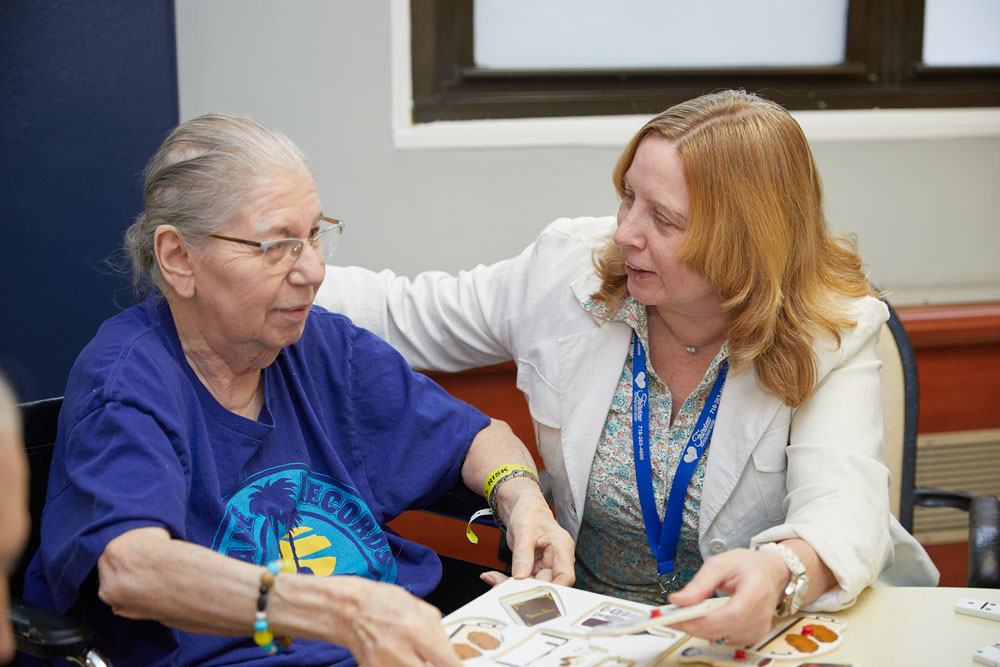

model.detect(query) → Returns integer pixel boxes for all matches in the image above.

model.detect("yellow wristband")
[482,464,539,504]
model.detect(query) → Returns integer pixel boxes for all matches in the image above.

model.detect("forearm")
[97,527,366,645]
[99,527,461,664]
[460,419,540,503]
[99,527,258,635]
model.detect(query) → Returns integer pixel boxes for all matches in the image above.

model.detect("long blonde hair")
[594,90,872,407]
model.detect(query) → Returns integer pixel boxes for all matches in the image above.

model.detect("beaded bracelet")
[482,464,541,532]
[254,558,295,654]
[482,464,538,501]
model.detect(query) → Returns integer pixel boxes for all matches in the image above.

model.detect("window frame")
[411,0,1000,123]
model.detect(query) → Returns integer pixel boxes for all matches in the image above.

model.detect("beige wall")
[175,1,1000,306]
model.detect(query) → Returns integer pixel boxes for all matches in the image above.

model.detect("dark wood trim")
[912,345,1000,433]
[895,0,924,84]
[896,302,1000,348]
[458,65,873,81]
[410,0,1000,122]
[847,0,879,71]
[898,302,1000,434]
[421,303,1000,437]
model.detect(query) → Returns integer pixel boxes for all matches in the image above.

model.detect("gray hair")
[124,112,312,295]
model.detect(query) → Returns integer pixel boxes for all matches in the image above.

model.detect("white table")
[658,587,999,666]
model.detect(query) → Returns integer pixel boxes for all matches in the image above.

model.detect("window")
[411,0,1000,123]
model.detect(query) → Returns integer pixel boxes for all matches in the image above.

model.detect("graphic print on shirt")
[211,464,397,583]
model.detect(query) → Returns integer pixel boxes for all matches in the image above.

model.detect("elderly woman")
[317,90,939,646]
[23,113,574,666]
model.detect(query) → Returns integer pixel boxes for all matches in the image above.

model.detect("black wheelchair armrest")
[9,596,94,659]
[424,482,489,522]
[968,494,1000,588]
[914,487,975,510]
[915,487,1000,589]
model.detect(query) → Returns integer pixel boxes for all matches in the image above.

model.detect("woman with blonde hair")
[317,90,938,645]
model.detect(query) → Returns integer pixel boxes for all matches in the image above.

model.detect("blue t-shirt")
[23,295,490,666]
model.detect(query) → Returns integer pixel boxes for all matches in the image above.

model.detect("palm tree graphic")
[248,478,309,572]
[283,507,314,574]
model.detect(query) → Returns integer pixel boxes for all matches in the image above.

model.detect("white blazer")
[316,216,939,610]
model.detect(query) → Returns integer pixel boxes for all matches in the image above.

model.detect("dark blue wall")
[1,1,178,401]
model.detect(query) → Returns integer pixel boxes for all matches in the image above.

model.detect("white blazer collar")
[569,271,607,322]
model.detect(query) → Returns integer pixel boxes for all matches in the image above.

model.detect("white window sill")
[392,107,1000,151]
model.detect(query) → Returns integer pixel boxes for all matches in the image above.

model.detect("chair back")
[11,396,62,599]
[874,302,919,533]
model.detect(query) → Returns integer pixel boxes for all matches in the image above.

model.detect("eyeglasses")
[208,216,344,269]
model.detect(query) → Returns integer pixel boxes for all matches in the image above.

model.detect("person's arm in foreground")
[460,419,576,586]
[98,527,463,667]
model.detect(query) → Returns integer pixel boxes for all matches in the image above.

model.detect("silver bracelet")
[487,469,540,531]
[755,542,809,617]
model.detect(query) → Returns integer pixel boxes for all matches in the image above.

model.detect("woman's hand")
[336,578,462,667]
[665,548,789,646]
[496,477,576,586]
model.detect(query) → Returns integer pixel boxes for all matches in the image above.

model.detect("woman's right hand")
[666,548,788,646]
[334,578,462,667]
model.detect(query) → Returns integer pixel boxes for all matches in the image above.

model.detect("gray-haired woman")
[24,112,574,667]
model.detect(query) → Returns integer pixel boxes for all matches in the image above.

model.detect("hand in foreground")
[665,548,789,647]
[339,579,462,667]
[498,478,576,586]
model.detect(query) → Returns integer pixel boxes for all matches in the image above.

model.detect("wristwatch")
[756,542,809,618]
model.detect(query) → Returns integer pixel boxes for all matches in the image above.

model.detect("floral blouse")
[574,296,729,604]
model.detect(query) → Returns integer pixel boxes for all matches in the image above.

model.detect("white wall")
[175,1,1000,306]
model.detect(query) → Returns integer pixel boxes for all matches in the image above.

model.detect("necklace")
[651,309,722,356]
[661,319,698,354]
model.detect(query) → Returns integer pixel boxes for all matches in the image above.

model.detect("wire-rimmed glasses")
[208,216,344,269]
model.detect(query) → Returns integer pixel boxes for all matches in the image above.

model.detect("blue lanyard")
[631,332,728,599]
